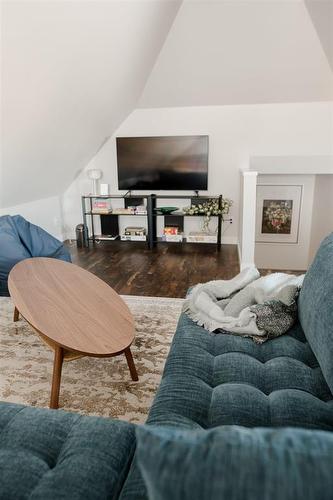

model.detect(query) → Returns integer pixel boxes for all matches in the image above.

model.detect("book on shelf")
[162,233,183,242]
[124,226,146,236]
[163,226,179,235]
[135,205,147,215]
[121,234,147,241]
[94,234,119,241]
[91,209,112,214]
[92,200,112,214]
[112,207,136,215]
[187,232,217,243]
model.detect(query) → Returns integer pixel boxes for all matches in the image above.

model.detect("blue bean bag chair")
[0,215,71,297]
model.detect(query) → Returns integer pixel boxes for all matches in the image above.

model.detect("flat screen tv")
[116,135,208,190]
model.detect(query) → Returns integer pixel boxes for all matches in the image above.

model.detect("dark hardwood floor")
[66,241,240,298]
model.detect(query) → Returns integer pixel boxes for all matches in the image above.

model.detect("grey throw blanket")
[183,268,304,342]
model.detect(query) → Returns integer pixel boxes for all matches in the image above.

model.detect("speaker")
[100,215,119,237]
[124,197,145,208]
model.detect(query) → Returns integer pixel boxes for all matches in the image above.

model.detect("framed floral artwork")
[256,185,302,243]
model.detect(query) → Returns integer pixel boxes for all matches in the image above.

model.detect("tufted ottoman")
[0,403,135,499]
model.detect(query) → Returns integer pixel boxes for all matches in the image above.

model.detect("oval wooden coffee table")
[8,257,138,409]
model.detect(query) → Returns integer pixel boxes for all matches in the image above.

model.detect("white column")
[239,171,258,270]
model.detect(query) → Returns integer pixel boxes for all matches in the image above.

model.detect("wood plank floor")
[67,241,240,298]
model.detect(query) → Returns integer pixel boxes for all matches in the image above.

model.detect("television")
[116,135,208,191]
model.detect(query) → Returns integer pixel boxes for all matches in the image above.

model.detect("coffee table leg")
[50,346,64,409]
[13,307,19,322]
[125,348,138,381]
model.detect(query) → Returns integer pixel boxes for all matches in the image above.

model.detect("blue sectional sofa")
[1,233,333,499]
[0,215,71,296]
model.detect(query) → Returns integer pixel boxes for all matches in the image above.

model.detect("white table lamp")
[87,169,102,195]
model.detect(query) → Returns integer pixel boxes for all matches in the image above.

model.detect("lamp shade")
[87,169,102,180]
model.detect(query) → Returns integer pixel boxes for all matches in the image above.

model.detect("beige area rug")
[0,295,184,423]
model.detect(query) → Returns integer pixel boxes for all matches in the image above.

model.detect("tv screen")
[116,135,208,190]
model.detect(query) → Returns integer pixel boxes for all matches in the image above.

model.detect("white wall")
[309,175,333,262]
[255,174,316,270]
[0,196,63,240]
[62,102,333,242]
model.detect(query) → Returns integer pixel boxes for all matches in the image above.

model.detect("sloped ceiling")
[2,1,332,210]
[304,0,333,71]
[1,0,181,208]
[139,0,333,108]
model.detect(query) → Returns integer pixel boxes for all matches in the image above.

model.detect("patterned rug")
[0,295,184,423]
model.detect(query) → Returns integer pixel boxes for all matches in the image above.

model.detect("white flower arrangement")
[183,198,233,218]
[183,198,233,233]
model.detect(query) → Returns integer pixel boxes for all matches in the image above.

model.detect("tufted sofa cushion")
[0,402,135,500]
[120,311,333,500]
[147,313,333,430]
[299,232,333,394]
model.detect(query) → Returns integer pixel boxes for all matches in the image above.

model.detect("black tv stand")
[82,193,223,251]
[194,190,199,197]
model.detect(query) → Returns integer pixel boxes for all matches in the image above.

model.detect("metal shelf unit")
[82,194,223,250]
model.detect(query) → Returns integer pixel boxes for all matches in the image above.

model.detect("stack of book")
[92,200,112,214]
[112,207,136,215]
[187,231,217,243]
[135,205,147,215]
[121,226,147,241]
[163,226,183,242]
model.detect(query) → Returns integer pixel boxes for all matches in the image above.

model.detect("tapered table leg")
[13,307,19,322]
[125,347,138,381]
[50,346,64,409]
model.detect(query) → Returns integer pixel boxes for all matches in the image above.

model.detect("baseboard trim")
[221,236,238,245]
[237,242,242,263]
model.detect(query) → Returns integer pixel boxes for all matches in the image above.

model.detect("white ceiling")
[139,0,333,108]
[1,1,181,207]
[1,0,332,209]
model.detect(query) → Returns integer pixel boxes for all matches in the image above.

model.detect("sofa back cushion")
[298,232,333,393]
[136,425,333,500]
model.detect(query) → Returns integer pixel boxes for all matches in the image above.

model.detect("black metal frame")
[82,194,223,251]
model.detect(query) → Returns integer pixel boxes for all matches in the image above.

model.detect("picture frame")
[256,184,302,244]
